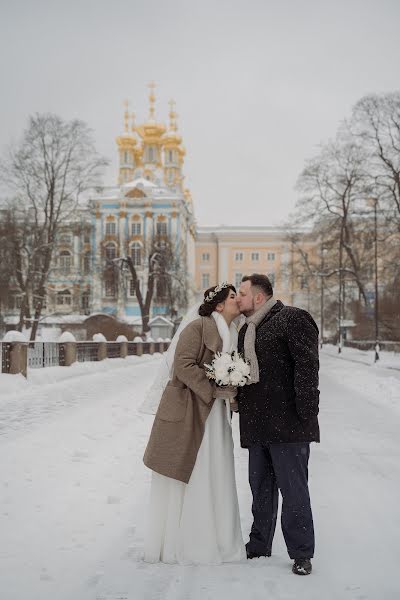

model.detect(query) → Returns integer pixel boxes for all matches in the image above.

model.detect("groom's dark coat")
[238,300,320,447]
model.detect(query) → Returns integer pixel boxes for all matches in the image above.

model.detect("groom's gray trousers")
[247,442,315,559]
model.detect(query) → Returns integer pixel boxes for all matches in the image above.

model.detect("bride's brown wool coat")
[143,316,222,484]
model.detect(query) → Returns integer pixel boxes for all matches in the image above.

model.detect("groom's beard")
[240,299,256,318]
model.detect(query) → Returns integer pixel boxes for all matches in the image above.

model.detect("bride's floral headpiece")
[204,281,230,303]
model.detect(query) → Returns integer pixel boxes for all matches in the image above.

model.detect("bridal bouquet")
[204,351,251,387]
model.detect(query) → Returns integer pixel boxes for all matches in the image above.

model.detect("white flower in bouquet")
[205,351,251,387]
[230,369,245,386]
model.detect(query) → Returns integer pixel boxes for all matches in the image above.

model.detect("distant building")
[3,85,321,337]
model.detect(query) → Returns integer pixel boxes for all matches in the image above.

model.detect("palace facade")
[3,85,317,336]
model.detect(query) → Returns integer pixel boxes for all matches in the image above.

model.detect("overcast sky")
[1,0,399,227]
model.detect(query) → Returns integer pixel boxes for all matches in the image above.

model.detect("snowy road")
[0,352,399,600]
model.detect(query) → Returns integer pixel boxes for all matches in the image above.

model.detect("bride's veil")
[138,302,202,415]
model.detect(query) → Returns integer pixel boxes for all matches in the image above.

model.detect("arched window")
[57,289,72,306]
[105,243,117,261]
[130,242,142,266]
[59,251,72,274]
[148,146,154,162]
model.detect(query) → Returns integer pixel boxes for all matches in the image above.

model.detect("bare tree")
[0,113,108,340]
[351,93,400,232]
[296,134,370,306]
[114,234,188,335]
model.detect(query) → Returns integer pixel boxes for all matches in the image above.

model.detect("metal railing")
[1,339,170,374]
[76,342,99,362]
[0,342,11,373]
[28,342,60,369]
[106,342,121,359]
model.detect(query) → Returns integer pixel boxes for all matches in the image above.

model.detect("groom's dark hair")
[242,274,273,297]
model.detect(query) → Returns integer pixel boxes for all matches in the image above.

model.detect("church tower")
[135,82,166,183]
[115,101,141,185]
[163,100,186,191]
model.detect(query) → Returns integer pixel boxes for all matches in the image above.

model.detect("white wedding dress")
[144,312,246,565]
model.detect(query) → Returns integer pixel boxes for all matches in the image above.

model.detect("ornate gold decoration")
[125,188,145,198]
[106,215,116,222]
[145,211,153,218]
[148,81,156,120]
[131,214,141,221]
[124,99,129,133]
[157,215,167,222]
[119,211,127,218]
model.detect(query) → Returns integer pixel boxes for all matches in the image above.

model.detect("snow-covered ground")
[0,350,399,600]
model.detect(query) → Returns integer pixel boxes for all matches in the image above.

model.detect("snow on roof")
[149,316,174,326]
[122,177,157,189]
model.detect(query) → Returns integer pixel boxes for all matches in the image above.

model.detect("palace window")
[267,252,275,261]
[105,221,116,236]
[7,293,22,310]
[105,280,116,297]
[57,289,72,306]
[235,252,243,262]
[299,274,308,289]
[148,146,154,162]
[131,222,142,236]
[156,221,168,236]
[105,243,117,261]
[129,279,141,297]
[251,252,259,262]
[202,252,210,262]
[81,291,90,311]
[131,242,142,266]
[235,273,243,289]
[83,252,91,275]
[202,273,210,289]
[59,251,72,274]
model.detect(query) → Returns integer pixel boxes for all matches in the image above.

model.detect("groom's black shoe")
[292,558,312,575]
[246,543,271,559]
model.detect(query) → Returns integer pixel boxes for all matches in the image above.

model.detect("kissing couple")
[143,273,320,576]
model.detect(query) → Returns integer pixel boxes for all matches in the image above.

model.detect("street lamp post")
[319,245,328,349]
[368,198,380,362]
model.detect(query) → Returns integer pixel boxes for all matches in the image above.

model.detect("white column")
[92,210,102,311]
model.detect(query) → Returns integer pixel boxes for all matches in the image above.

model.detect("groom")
[236,273,320,576]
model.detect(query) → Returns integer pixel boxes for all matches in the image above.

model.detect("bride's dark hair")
[198,284,236,317]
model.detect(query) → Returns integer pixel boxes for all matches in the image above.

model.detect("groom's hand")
[213,385,237,400]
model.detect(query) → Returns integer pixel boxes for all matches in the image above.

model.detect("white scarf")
[212,312,238,425]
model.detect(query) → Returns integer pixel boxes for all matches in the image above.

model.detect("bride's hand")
[229,399,239,412]
[213,385,237,400]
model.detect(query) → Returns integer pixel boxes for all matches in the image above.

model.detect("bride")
[143,282,246,564]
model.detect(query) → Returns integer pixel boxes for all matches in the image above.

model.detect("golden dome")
[135,82,166,141]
